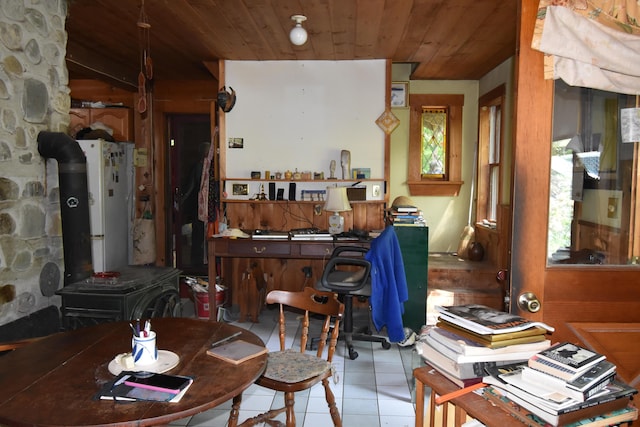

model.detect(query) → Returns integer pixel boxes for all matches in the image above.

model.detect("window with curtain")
[532,0,640,95]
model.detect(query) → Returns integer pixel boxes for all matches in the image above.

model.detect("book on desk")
[206,339,267,365]
[96,372,193,403]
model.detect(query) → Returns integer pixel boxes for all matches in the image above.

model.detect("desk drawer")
[299,244,333,258]
[229,241,291,256]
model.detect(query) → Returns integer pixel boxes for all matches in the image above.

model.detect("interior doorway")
[168,114,211,276]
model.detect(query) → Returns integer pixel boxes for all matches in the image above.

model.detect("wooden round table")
[0,317,267,426]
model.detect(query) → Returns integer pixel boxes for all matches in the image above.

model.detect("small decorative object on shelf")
[329,160,336,179]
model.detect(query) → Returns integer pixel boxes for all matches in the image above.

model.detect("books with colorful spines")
[415,339,528,380]
[496,379,637,426]
[422,361,484,388]
[436,304,555,335]
[481,386,549,427]
[427,325,552,357]
[482,387,639,427]
[436,319,548,347]
[528,342,606,381]
[521,360,617,402]
[564,405,638,427]
[390,205,418,213]
[484,362,637,419]
[424,332,550,364]
[495,364,601,409]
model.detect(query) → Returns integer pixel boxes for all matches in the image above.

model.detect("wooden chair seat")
[228,287,344,427]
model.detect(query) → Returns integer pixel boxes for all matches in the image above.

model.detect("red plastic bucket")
[194,288,226,320]
[194,291,210,319]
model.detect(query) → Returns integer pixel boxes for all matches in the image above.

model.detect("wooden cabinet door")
[69,108,90,133]
[69,108,132,141]
[90,108,132,141]
[512,0,640,388]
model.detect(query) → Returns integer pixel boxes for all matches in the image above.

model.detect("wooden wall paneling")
[223,202,385,232]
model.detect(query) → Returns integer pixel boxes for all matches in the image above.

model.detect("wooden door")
[511,0,640,387]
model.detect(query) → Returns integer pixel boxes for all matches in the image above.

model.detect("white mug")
[132,331,158,365]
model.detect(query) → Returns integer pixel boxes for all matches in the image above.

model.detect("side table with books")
[414,304,638,427]
[414,364,522,427]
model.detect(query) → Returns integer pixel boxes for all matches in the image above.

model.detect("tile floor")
[169,299,422,427]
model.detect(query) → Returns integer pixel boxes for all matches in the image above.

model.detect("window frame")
[477,85,505,227]
[408,94,464,196]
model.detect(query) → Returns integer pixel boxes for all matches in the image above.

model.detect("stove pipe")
[37,131,93,285]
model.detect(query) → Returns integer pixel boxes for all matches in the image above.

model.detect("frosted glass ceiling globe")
[289,25,307,46]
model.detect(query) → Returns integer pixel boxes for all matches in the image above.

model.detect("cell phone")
[123,372,191,394]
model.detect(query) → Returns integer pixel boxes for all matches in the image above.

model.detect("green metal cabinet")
[393,226,429,332]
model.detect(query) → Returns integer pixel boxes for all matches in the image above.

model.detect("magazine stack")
[415,304,554,387]
[481,343,638,426]
[387,204,426,227]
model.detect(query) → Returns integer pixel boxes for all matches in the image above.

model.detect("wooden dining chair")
[228,286,345,427]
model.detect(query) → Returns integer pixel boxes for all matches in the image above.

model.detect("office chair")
[317,246,391,360]
[229,287,344,427]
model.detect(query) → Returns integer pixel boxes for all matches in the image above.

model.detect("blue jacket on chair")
[365,226,408,342]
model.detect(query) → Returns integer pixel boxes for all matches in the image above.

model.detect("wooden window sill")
[407,180,463,197]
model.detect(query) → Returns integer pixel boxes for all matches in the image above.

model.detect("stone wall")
[0,0,69,327]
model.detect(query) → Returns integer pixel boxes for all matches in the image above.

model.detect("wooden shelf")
[221,199,382,204]
[223,178,383,183]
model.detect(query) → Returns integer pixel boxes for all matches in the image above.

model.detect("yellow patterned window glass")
[421,107,447,179]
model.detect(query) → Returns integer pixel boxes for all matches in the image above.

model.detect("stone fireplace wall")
[0,1,70,327]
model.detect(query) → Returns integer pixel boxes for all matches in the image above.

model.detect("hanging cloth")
[532,0,640,94]
[198,126,218,223]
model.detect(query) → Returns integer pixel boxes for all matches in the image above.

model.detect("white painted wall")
[224,60,386,180]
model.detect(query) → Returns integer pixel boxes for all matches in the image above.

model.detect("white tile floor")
[169,299,421,427]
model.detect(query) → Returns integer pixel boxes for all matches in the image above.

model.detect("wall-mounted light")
[290,15,308,46]
[621,108,640,143]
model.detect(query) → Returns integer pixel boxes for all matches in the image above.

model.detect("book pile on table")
[387,204,426,227]
[481,342,638,426]
[415,304,554,388]
[416,304,639,426]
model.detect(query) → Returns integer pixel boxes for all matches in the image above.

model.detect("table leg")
[228,393,242,427]
[415,376,424,427]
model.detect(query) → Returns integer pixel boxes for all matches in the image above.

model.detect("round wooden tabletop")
[0,317,267,426]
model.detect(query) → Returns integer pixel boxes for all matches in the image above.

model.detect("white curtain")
[532,0,640,94]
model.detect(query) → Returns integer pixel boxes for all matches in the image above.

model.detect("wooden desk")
[208,237,370,320]
[0,318,267,426]
[414,364,522,427]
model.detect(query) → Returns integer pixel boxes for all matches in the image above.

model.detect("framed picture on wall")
[391,82,408,107]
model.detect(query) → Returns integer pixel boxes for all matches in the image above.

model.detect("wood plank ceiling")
[65,0,517,90]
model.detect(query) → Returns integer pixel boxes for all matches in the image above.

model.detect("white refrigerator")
[77,139,134,273]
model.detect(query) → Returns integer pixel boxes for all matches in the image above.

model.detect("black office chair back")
[320,246,371,293]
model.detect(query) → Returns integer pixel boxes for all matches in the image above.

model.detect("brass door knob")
[517,292,541,313]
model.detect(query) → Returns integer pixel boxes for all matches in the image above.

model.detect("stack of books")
[415,304,554,387]
[388,204,426,227]
[481,343,638,426]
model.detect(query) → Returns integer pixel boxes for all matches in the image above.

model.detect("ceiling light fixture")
[289,15,308,46]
